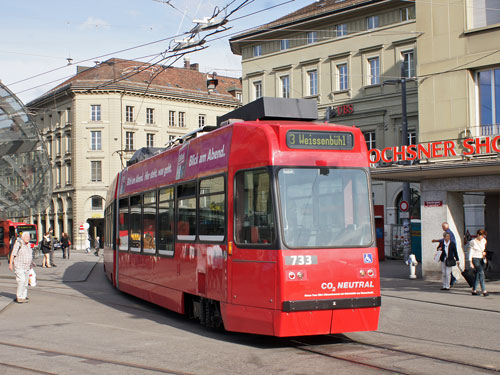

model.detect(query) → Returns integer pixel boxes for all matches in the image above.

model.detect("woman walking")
[469,229,489,296]
[61,233,70,259]
[40,231,52,268]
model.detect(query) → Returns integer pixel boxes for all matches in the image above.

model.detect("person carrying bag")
[469,229,489,297]
[438,232,459,290]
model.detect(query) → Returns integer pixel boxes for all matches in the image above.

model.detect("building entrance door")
[87,219,104,249]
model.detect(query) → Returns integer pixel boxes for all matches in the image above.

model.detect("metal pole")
[401,62,411,262]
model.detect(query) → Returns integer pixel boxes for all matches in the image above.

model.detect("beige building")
[414,0,500,276]
[27,58,241,245]
[230,0,420,256]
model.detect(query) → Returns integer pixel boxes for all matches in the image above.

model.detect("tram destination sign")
[286,130,353,150]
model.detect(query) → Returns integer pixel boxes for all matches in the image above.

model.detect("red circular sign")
[399,200,409,212]
[79,225,85,231]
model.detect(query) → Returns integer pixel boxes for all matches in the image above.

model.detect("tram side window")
[143,191,156,255]
[199,175,225,242]
[118,198,129,251]
[235,169,275,245]
[177,181,196,241]
[130,195,142,252]
[158,186,174,256]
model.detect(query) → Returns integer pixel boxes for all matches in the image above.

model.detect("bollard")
[406,253,418,279]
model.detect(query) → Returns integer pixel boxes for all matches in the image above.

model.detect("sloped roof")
[230,0,414,52]
[30,58,241,104]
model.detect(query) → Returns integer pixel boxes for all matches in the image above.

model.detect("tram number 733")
[285,255,318,265]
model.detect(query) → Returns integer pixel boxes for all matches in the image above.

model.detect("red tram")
[0,220,38,257]
[103,98,380,336]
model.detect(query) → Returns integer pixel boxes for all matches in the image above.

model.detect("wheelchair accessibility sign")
[363,253,373,264]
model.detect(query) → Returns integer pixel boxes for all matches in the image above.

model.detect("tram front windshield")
[278,168,373,248]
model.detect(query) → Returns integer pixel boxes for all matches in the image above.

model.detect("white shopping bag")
[28,268,37,287]
[433,250,442,263]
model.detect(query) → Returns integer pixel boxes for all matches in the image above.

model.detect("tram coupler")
[406,253,418,279]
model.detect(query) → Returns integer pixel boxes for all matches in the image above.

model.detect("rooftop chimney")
[184,57,190,69]
[190,63,199,71]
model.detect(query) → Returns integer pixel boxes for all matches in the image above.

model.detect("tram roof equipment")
[217,97,318,127]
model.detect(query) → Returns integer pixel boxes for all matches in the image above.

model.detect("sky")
[1,0,312,104]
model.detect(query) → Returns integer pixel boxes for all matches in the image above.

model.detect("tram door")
[231,169,277,309]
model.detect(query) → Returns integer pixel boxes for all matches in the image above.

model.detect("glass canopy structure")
[0,82,52,219]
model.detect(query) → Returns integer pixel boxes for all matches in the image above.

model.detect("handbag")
[434,250,442,263]
[28,268,37,287]
[445,257,456,267]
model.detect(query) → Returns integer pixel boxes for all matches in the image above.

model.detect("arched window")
[91,196,104,210]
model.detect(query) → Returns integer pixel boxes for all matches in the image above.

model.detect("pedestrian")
[85,234,91,253]
[40,231,52,268]
[469,229,489,297]
[61,232,69,259]
[8,232,33,303]
[48,228,57,267]
[437,232,460,290]
[432,222,458,287]
[94,236,100,256]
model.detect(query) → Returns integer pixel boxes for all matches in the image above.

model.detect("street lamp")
[383,62,415,262]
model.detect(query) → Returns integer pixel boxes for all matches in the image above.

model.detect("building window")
[364,131,376,150]
[408,130,417,146]
[467,0,500,29]
[337,63,348,91]
[253,45,262,57]
[199,114,206,127]
[368,57,380,85]
[280,75,290,98]
[254,81,262,99]
[126,106,134,122]
[306,31,317,44]
[91,131,102,151]
[169,111,175,126]
[146,108,154,124]
[400,6,415,21]
[236,92,242,101]
[402,50,415,78]
[178,112,185,128]
[477,68,500,134]
[46,137,52,158]
[169,135,176,141]
[126,131,134,151]
[56,135,61,156]
[91,105,101,121]
[92,196,103,210]
[308,70,318,96]
[56,164,61,187]
[280,39,290,50]
[336,24,347,37]
[367,15,379,29]
[147,133,154,148]
[91,161,102,182]
[65,163,72,185]
[65,132,71,154]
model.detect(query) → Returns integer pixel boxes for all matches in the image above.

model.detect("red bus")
[104,98,380,337]
[0,220,38,257]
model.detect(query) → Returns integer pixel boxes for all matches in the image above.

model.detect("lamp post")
[384,62,413,262]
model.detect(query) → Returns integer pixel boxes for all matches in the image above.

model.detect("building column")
[485,193,500,273]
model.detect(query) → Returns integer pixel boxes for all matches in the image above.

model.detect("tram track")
[0,341,195,375]
[290,334,499,374]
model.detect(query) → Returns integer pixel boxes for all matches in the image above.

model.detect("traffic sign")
[399,200,409,212]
